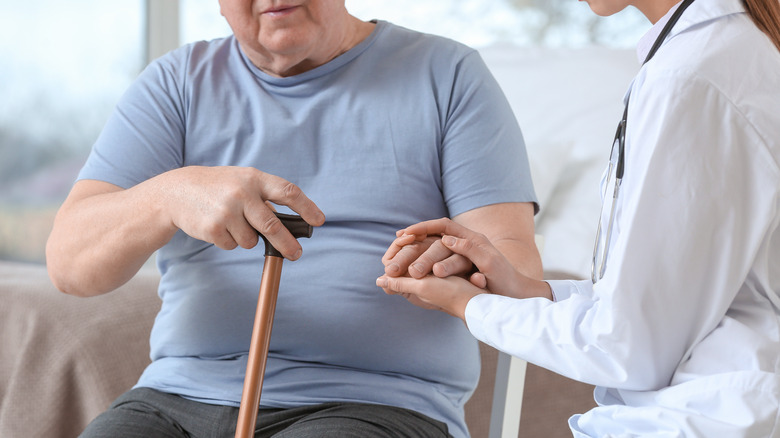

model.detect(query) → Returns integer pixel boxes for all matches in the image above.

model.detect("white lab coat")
[464,0,780,436]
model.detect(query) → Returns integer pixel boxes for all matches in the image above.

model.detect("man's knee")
[269,403,450,438]
[80,389,188,438]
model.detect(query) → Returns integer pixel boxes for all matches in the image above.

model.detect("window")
[0,1,144,263]
[181,0,232,44]
[343,0,647,48]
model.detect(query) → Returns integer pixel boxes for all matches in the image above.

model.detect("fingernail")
[411,263,423,274]
[443,236,456,246]
[292,249,302,260]
[376,277,387,288]
[386,263,399,274]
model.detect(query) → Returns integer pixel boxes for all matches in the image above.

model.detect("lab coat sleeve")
[465,67,779,391]
[546,279,592,302]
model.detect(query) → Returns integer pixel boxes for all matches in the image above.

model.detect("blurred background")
[0,0,648,264]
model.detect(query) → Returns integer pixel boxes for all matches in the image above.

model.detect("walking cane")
[235,212,313,438]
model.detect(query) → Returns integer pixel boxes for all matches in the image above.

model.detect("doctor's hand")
[156,166,325,259]
[389,218,552,301]
[376,274,485,321]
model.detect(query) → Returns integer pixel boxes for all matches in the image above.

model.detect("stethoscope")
[591,0,696,284]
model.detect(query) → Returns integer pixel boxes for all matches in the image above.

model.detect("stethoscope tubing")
[591,0,696,284]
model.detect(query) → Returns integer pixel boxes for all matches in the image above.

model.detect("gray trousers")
[79,388,451,438]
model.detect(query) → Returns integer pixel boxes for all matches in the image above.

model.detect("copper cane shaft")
[235,256,284,438]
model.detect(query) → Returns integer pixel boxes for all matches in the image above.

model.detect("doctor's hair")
[742,0,780,51]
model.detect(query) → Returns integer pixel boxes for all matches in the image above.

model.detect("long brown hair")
[743,0,780,51]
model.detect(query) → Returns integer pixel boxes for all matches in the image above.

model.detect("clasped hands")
[377,218,545,321]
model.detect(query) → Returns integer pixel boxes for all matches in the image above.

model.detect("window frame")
[146,0,180,64]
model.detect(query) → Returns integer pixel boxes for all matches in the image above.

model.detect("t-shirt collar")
[238,20,386,85]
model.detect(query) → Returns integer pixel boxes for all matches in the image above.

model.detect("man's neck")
[253,17,375,78]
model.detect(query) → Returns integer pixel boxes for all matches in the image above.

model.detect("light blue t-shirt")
[79,21,536,438]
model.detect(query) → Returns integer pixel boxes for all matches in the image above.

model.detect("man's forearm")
[454,202,542,278]
[491,237,543,280]
[47,165,326,297]
[46,179,176,297]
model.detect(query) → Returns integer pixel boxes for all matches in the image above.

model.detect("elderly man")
[47,1,540,437]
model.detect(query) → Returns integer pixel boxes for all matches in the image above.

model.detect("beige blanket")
[0,261,160,438]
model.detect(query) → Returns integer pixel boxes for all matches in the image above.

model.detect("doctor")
[377,0,780,436]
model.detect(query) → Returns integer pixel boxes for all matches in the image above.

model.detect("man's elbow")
[46,261,85,297]
[47,269,107,298]
[46,242,96,297]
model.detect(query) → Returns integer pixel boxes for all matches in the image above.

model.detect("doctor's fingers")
[377,274,481,319]
[377,274,445,302]
[442,234,526,298]
[440,233,508,276]
[401,217,477,241]
[399,292,443,312]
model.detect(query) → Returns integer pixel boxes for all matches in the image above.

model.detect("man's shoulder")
[136,35,251,96]
[148,36,237,76]
[376,20,477,61]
